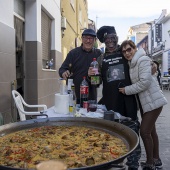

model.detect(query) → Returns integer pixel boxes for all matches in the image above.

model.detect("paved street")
[97,87,170,169]
[138,90,170,170]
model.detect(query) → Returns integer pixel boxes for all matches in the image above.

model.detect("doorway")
[14,16,25,97]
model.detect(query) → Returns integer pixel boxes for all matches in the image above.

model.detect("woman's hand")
[119,87,125,94]
[151,62,157,75]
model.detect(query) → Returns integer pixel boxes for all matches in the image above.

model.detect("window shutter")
[41,10,51,61]
[14,17,24,51]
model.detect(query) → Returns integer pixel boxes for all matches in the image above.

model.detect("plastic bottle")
[69,91,74,115]
[69,83,76,115]
[80,76,89,107]
[90,58,100,85]
[66,63,73,94]
[49,59,53,69]
[71,83,76,105]
[46,61,49,69]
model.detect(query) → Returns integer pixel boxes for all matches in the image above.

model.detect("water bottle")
[46,61,49,69]
[69,91,74,115]
[69,83,76,115]
[90,58,100,85]
[80,76,89,107]
[49,59,53,69]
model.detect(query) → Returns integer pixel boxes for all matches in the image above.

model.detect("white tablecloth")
[40,105,106,119]
[39,106,73,118]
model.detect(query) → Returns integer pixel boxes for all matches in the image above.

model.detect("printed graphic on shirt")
[103,56,122,64]
[107,64,125,82]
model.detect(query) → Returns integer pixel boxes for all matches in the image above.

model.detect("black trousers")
[121,120,141,168]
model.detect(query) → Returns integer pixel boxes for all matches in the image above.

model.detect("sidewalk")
[138,90,170,170]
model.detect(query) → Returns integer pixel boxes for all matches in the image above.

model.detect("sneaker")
[140,161,146,167]
[154,158,163,169]
[142,164,156,170]
[128,167,138,170]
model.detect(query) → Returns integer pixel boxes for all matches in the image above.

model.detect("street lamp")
[96,15,98,31]
[146,22,153,58]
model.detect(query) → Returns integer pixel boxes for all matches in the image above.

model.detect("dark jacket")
[59,46,102,103]
[98,47,138,120]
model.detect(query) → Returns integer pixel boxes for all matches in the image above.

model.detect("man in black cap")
[88,26,141,170]
[59,28,102,104]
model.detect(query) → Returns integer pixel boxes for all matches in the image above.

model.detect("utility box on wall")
[61,17,66,30]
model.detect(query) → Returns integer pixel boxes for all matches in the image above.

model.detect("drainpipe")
[11,80,17,122]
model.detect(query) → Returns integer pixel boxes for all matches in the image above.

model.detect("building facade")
[127,23,150,45]
[61,0,88,60]
[147,9,170,75]
[159,13,170,75]
[0,0,62,123]
[137,35,149,55]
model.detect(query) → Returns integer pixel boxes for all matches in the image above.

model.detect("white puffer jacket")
[125,48,167,113]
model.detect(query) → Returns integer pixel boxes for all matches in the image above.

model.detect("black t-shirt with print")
[101,50,138,120]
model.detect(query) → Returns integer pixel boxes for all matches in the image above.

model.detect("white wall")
[25,0,61,51]
[163,19,170,52]
[162,15,170,74]
[0,0,14,28]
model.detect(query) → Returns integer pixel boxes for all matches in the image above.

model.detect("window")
[41,10,52,68]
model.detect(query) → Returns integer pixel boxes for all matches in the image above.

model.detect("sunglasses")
[122,47,132,54]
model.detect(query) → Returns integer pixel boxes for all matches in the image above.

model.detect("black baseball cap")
[82,28,96,37]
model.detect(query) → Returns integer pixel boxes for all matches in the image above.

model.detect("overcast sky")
[88,0,170,43]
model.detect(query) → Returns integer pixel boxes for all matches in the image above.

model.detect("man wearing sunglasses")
[88,26,141,170]
[59,29,102,104]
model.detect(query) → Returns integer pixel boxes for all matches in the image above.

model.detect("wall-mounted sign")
[155,24,162,42]
[153,45,163,53]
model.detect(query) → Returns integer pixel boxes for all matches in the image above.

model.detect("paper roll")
[54,93,69,114]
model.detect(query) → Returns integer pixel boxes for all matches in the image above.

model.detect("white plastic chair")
[160,78,170,90]
[12,90,48,121]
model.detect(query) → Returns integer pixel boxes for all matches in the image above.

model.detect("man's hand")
[119,87,125,94]
[62,70,70,80]
[88,67,96,77]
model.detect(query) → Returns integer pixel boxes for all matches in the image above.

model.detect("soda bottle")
[66,63,73,94]
[80,76,89,107]
[90,58,100,85]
